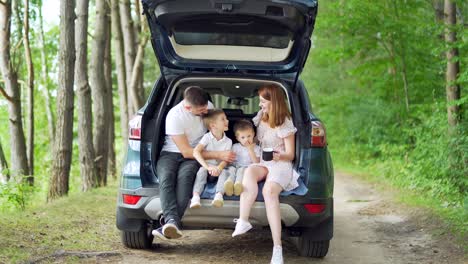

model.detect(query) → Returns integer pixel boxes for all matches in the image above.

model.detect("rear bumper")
[117,190,332,230]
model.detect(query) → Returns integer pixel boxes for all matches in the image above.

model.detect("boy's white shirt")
[198,131,233,165]
[162,100,214,153]
[231,143,261,167]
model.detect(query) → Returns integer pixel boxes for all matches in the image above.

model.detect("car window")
[172,17,293,49]
[211,94,260,115]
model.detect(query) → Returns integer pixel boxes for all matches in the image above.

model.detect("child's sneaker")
[224,179,234,196]
[190,195,201,209]
[232,218,252,237]
[211,192,224,208]
[233,181,243,196]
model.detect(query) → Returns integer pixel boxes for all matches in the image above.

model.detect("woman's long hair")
[259,84,291,128]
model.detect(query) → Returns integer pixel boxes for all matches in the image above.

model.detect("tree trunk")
[91,0,110,187]
[38,1,56,144]
[104,20,116,181]
[12,0,23,66]
[110,0,129,141]
[128,8,147,113]
[391,0,410,113]
[133,0,141,37]
[0,138,9,184]
[129,34,148,113]
[433,0,445,22]
[48,0,76,200]
[107,92,116,180]
[23,0,34,185]
[119,0,137,115]
[75,0,96,191]
[444,0,461,128]
[400,48,410,113]
[0,0,30,180]
[134,0,145,103]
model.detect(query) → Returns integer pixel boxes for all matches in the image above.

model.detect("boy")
[224,119,261,196]
[190,109,232,208]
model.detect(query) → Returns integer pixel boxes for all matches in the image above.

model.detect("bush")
[0,177,34,211]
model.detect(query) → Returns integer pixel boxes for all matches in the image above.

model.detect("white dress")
[249,110,299,191]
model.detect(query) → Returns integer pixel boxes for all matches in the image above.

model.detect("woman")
[232,84,299,264]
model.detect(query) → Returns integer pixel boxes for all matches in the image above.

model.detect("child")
[190,109,232,208]
[224,119,261,196]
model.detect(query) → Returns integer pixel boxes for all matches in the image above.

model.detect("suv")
[116,0,333,258]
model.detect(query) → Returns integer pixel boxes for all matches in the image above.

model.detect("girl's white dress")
[249,110,299,191]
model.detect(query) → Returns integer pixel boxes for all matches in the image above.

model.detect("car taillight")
[123,194,142,205]
[129,115,142,140]
[304,204,326,214]
[311,121,326,147]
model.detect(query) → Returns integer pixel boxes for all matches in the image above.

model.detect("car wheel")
[121,221,153,249]
[295,236,330,258]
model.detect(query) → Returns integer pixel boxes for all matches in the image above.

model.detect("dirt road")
[85,172,464,264]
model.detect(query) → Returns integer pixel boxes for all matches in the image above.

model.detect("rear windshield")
[211,94,260,115]
[172,17,293,49]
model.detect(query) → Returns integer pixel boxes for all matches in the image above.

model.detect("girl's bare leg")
[263,181,283,246]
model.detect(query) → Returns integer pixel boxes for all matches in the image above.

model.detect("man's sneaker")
[162,219,182,239]
[234,181,243,196]
[211,192,224,208]
[190,195,201,209]
[232,218,252,237]
[224,179,234,196]
[152,226,167,240]
[270,245,284,264]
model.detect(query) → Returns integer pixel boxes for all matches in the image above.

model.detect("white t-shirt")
[231,143,261,167]
[161,100,214,153]
[198,132,233,165]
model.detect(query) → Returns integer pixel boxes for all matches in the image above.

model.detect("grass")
[0,180,121,263]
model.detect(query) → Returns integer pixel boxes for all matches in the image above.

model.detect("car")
[116,0,334,258]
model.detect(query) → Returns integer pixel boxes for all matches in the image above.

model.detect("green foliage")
[0,177,34,211]
[302,0,467,234]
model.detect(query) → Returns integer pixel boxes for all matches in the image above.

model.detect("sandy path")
[82,172,465,264]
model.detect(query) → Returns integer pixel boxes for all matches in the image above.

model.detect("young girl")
[232,84,299,264]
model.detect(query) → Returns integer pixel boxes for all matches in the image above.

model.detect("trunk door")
[142,0,317,80]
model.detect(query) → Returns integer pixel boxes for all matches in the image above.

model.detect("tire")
[296,236,330,258]
[121,222,153,249]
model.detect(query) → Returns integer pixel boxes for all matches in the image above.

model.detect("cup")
[262,148,274,161]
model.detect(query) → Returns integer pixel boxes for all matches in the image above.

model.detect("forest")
[0,0,466,237]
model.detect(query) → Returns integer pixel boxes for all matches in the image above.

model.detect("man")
[153,86,236,239]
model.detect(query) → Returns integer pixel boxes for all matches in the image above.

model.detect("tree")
[444,0,461,129]
[119,0,140,115]
[0,138,9,183]
[75,0,96,191]
[48,0,76,200]
[128,3,147,114]
[90,0,111,186]
[0,0,30,180]
[23,0,34,185]
[104,17,116,180]
[110,0,129,141]
[38,0,56,144]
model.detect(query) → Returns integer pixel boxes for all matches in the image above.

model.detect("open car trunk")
[143,76,310,200]
[142,0,318,84]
